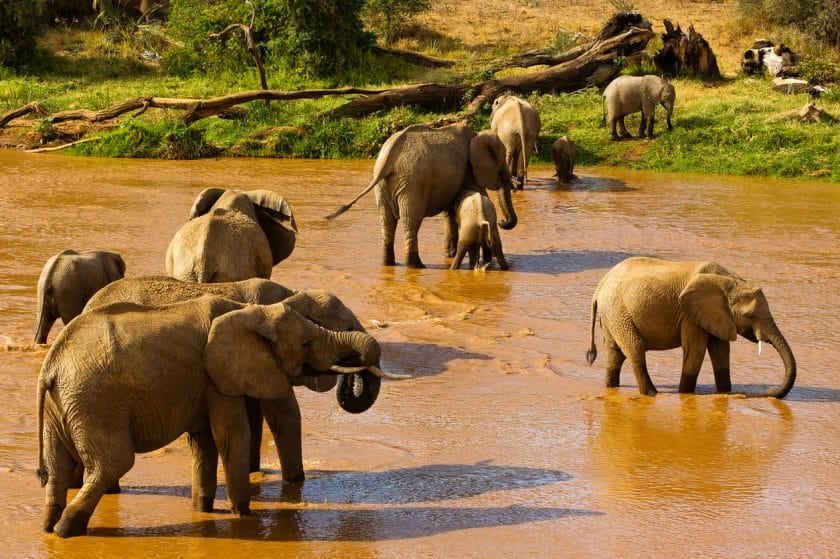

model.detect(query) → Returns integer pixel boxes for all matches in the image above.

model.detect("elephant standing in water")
[490,95,542,188]
[166,188,298,282]
[586,257,796,398]
[37,296,392,537]
[327,124,518,268]
[450,191,509,271]
[84,276,394,483]
[34,249,126,344]
[602,75,675,140]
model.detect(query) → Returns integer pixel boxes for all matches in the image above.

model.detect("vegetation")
[0,0,45,68]
[0,0,838,182]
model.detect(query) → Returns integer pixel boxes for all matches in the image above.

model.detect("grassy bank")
[1,1,838,182]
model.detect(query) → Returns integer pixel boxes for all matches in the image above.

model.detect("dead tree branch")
[209,0,269,104]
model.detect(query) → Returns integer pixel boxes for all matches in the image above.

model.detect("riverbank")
[0,2,838,181]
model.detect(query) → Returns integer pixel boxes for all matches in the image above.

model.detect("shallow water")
[0,149,838,558]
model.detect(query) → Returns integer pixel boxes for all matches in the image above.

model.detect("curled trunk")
[762,329,796,398]
[330,330,383,413]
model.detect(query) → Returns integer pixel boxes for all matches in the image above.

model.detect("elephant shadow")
[653,382,840,402]
[379,341,493,379]
[510,249,639,274]
[98,463,597,541]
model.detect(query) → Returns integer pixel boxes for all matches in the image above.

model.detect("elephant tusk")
[368,365,412,380]
[758,340,763,355]
[330,365,368,374]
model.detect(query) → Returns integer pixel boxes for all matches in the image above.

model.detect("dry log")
[654,20,720,79]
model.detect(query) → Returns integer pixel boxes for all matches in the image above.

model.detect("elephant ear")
[203,305,291,400]
[679,273,738,341]
[470,133,506,190]
[245,190,298,265]
[102,252,126,282]
[189,188,227,219]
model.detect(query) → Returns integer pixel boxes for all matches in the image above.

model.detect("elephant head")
[202,303,395,401]
[470,132,517,230]
[679,274,796,398]
[167,188,298,282]
[281,289,381,414]
[643,75,675,131]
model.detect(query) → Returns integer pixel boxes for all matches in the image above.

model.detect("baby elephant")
[587,257,796,398]
[602,75,675,140]
[552,136,577,184]
[34,249,126,344]
[450,191,509,271]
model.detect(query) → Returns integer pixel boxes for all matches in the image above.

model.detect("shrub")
[738,0,840,48]
[0,0,45,68]
[362,0,432,46]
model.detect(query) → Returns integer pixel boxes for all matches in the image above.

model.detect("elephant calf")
[552,136,577,185]
[587,257,796,398]
[602,75,675,140]
[450,191,509,271]
[34,249,126,344]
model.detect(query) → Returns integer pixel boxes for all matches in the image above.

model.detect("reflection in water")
[0,152,838,558]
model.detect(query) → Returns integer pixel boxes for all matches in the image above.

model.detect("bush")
[163,0,373,80]
[362,0,431,46]
[0,0,45,68]
[738,0,840,47]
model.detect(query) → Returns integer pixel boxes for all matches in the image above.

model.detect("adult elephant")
[490,95,541,188]
[37,296,392,537]
[84,276,390,482]
[34,249,126,344]
[166,188,297,282]
[586,257,796,398]
[327,124,518,268]
[601,75,675,140]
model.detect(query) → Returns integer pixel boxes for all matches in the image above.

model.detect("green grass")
[2,32,839,181]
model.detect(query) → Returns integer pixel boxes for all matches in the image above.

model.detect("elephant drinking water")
[586,257,796,398]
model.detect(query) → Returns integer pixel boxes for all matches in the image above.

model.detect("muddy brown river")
[0,149,838,557]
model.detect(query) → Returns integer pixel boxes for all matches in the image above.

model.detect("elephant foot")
[230,501,251,517]
[406,252,425,269]
[609,134,621,141]
[382,244,396,266]
[43,504,65,533]
[639,385,659,397]
[104,481,121,494]
[54,510,92,538]
[279,481,304,503]
[193,495,215,513]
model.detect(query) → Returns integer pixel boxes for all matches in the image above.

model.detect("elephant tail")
[325,176,381,220]
[36,373,52,487]
[586,297,598,365]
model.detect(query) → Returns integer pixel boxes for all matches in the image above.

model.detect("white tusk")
[329,365,368,374]
[368,365,412,380]
[758,340,763,355]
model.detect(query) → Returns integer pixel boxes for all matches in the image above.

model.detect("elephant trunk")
[329,330,384,414]
[761,328,796,399]
[496,178,518,230]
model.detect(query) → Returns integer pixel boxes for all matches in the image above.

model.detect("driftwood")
[0,13,654,144]
[654,20,720,79]
[25,137,102,153]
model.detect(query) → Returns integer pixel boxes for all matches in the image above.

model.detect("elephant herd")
[33,81,796,539]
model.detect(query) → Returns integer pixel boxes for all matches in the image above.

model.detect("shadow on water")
[98,463,595,540]
[379,341,493,378]
[510,250,639,274]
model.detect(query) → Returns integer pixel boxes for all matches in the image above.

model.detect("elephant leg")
[481,243,493,265]
[492,243,509,271]
[444,210,458,258]
[401,212,425,269]
[54,452,134,538]
[260,392,305,485]
[187,430,219,512]
[679,325,709,393]
[245,397,263,473]
[645,114,655,139]
[207,393,251,516]
[707,337,732,393]
[450,241,469,270]
[42,428,75,533]
[379,212,397,266]
[609,118,621,141]
[618,116,632,139]
[602,328,625,388]
[637,111,647,138]
[467,245,480,269]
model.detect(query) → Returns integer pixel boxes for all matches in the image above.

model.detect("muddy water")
[0,149,838,558]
